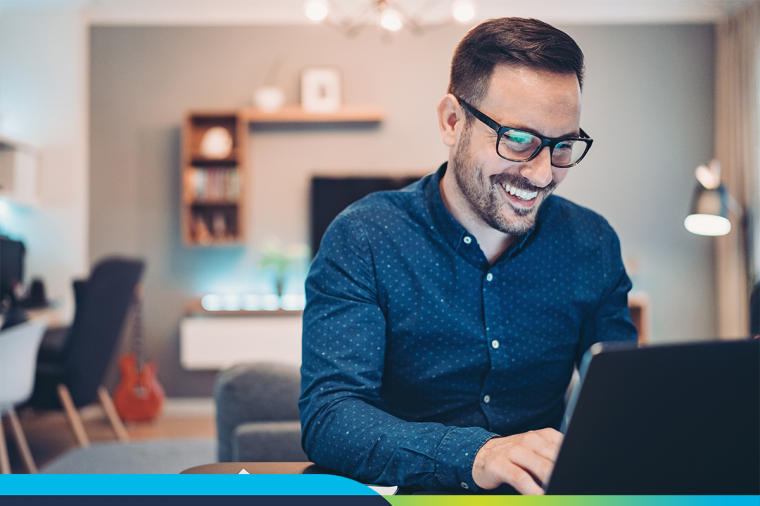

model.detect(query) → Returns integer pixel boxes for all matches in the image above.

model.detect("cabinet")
[179,295,651,370]
[628,292,651,345]
[180,106,385,246]
[180,314,303,370]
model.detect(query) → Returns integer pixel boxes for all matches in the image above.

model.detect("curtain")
[714,0,760,338]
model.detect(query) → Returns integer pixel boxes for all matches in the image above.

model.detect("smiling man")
[299,18,637,495]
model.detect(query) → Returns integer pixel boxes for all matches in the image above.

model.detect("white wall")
[89,23,717,395]
[0,9,89,320]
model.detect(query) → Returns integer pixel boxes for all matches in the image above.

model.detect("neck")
[439,174,515,264]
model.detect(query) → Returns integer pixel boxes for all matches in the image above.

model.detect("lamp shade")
[684,184,731,236]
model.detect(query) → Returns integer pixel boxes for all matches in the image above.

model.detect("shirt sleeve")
[298,211,496,491]
[575,228,639,365]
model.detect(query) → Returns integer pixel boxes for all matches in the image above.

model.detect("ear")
[437,94,464,148]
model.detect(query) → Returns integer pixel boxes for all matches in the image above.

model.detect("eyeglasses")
[458,98,593,168]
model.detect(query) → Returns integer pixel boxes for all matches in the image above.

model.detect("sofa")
[214,362,308,462]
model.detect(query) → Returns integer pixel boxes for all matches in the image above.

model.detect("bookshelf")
[181,106,385,247]
[182,111,247,246]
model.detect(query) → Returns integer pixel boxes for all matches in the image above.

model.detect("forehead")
[480,64,582,135]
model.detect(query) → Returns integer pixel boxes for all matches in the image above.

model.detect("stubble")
[451,120,557,236]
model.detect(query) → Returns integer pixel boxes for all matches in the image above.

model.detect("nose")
[519,146,553,188]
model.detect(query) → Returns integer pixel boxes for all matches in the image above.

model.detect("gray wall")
[90,24,716,396]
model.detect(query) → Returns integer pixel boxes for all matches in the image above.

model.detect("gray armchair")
[214,362,308,462]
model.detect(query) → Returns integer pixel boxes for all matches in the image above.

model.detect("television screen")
[310,175,422,257]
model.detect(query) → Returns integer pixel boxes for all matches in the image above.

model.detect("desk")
[182,462,414,495]
[26,306,67,328]
[182,462,325,475]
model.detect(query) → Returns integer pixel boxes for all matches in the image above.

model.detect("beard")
[451,122,557,236]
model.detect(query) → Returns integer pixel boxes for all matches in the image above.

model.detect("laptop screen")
[547,339,760,495]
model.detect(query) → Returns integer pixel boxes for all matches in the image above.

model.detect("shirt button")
[486,273,493,281]
[483,395,491,403]
[463,236,472,244]
[460,482,469,490]
[492,340,499,349]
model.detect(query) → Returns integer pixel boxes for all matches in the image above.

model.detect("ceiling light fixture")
[303,0,478,37]
[380,7,404,31]
[451,0,476,23]
[305,0,330,22]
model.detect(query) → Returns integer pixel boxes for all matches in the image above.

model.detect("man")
[299,17,637,494]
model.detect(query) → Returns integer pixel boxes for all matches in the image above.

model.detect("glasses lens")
[551,139,589,167]
[498,130,542,161]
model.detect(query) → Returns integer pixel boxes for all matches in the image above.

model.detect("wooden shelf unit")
[243,105,385,124]
[181,111,248,246]
[181,106,385,247]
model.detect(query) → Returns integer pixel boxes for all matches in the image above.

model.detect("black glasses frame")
[458,98,593,168]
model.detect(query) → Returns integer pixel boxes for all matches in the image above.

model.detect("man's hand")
[472,428,563,495]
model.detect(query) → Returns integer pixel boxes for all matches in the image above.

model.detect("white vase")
[253,87,285,112]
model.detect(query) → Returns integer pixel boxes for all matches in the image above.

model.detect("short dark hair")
[448,18,585,107]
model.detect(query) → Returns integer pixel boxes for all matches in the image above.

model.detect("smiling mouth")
[501,183,538,202]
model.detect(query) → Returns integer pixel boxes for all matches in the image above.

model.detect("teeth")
[501,184,538,201]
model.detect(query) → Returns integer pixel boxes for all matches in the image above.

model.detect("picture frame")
[301,67,342,112]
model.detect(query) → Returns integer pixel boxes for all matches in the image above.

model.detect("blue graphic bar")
[0,474,376,495]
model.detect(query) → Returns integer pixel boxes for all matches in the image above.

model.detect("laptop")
[545,338,760,495]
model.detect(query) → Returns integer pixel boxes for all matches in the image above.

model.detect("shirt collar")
[423,162,543,261]
[425,162,471,253]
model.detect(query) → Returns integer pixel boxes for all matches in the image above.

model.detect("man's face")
[450,65,582,235]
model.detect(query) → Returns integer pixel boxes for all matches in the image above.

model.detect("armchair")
[29,257,144,446]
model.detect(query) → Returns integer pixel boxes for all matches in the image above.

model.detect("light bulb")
[222,294,241,311]
[304,0,329,22]
[201,294,222,311]
[452,0,475,22]
[262,294,281,311]
[242,294,261,311]
[380,9,403,32]
[684,214,732,236]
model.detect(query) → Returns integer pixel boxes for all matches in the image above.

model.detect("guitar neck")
[133,294,146,370]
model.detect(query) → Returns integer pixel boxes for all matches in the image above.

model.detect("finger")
[535,428,564,446]
[509,446,556,486]
[502,461,545,495]
[522,431,563,463]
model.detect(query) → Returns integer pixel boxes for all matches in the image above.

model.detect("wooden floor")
[3,399,216,474]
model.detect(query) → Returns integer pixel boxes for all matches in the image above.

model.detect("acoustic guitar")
[114,286,165,422]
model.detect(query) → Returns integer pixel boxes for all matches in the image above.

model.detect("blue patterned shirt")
[299,163,637,492]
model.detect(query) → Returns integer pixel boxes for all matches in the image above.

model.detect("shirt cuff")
[434,426,498,492]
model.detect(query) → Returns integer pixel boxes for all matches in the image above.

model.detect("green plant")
[259,238,310,279]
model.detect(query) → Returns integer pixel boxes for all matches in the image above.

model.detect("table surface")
[181,462,329,475]
[179,463,464,495]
